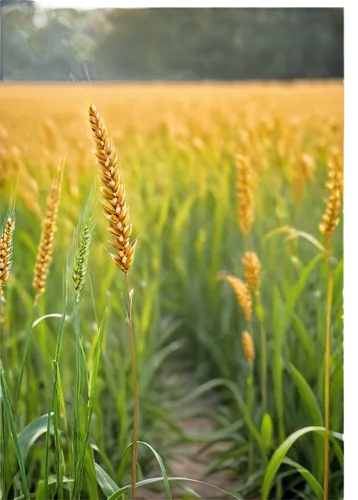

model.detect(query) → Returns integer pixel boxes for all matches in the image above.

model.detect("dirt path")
[137,370,241,500]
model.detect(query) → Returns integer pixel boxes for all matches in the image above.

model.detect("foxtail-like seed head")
[88,104,136,274]
[242,251,261,293]
[236,154,254,235]
[218,273,252,322]
[242,330,255,365]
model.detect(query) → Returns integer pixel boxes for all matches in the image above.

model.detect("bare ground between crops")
[136,370,247,500]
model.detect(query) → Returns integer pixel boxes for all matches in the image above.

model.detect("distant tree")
[94,8,343,81]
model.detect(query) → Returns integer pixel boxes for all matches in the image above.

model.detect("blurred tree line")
[1,2,344,81]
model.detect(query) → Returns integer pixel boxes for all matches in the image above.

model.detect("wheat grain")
[242,252,261,293]
[236,154,254,235]
[242,330,255,365]
[88,103,136,273]
[33,172,61,299]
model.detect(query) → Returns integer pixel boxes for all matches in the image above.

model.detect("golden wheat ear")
[87,103,136,273]
[242,251,261,293]
[33,164,63,302]
[319,147,343,242]
[236,154,255,235]
[242,330,255,366]
[218,272,252,322]
[0,208,15,297]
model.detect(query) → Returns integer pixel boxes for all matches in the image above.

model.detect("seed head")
[88,104,136,274]
[72,213,96,298]
[242,331,255,365]
[242,252,261,293]
[0,218,15,296]
[33,173,61,299]
[219,273,252,322]
[319,148,343,241]
[236,154,254,235]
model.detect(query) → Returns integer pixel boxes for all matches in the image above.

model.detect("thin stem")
[324,241,333,500]
[73,297,83,500]
[247,231,254,252]
[246,366,254,474]
[0,319,7,500]
[125,272,138,500]
[45,299,67,500]
[256,292,267,412]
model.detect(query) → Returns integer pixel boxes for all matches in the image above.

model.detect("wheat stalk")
[236,154,254,235]
[88,103,138,500]
[242,250,268,411]
[319,147,343,500]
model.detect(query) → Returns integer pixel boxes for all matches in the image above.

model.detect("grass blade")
[75,309,107,500]
[107,476,242,500]
[282,457,324,499]
[0,361,30,500]
[18,413,53,463]
[95,462,119,498]
[261,426,343,500]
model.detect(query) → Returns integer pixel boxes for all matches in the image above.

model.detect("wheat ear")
[218,273,252,322]
[236,154,254,235]
[242,250,268,410]
[319,149,343,241]
[33,169,62,302]
[0,218,15,296]
[88,103,138,500]
[242,251,261,294]
[242,330,255,366]
[87,104,136,273]
[71,209,96,299]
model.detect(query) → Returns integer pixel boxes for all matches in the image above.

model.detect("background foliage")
[1,3,344,81]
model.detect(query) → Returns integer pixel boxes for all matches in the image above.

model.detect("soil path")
[137,370,241,500]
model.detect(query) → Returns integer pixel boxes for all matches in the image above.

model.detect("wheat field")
[0,82,343,500]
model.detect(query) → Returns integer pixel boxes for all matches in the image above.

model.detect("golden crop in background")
[0,82,343,244]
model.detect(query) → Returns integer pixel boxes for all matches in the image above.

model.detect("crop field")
[0,82,343,500]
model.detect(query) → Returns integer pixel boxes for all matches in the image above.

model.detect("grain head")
[242,252,261,293]
[71,208,96,299]
[236,154,254,235]
[88,103,136,274]
[33,170,62,300]
[319,147,343,241]
[0,218,15,296]
[242,330,255,365]
[218,273,252,322]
